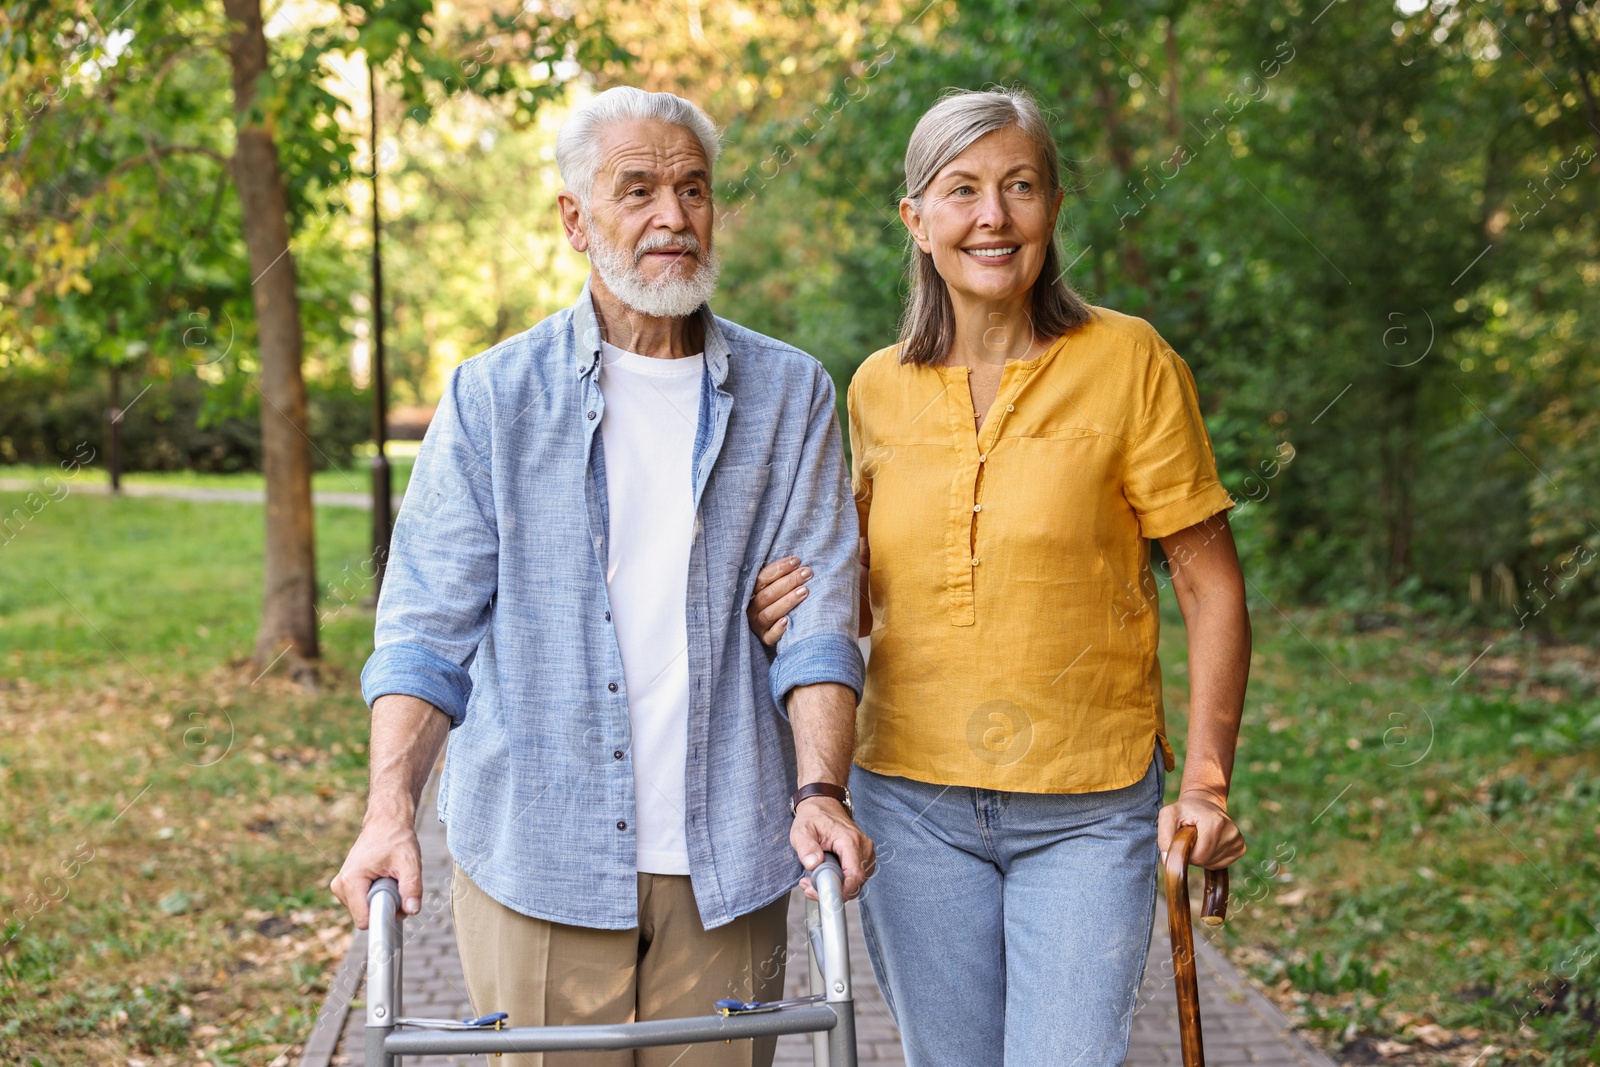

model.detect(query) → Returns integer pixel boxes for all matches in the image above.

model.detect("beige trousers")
[450,862,791,1067]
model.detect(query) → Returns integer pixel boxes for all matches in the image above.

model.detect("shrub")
[0,364,370,472]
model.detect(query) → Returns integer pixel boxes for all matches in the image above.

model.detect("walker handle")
[809,850,849,995]
[368,876,401,910]
[365,877,403,1066]
[811,852,845,901]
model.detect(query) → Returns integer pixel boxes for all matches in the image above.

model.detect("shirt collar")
[571,275,731,387]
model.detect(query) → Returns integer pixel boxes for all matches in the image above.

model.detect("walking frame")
[360,836,1227,1066]
[362,853,858,1066]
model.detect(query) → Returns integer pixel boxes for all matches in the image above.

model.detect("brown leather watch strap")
[790,782,852,816]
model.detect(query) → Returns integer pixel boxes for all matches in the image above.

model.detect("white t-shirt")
[598,341,703,875]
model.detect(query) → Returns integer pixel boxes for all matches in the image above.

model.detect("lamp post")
[368,57,393,600]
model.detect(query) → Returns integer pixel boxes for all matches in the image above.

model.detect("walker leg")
[827,1003,857,1067]
[367,1025,394,1067]
[812,856,856,1067]
[807,896,829,1067]
[366,877,403,1067]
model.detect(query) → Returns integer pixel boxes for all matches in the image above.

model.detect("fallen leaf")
[1277,887,1311,907]
[1374,1040,1411,1058]
[1413,1023,1456,1047]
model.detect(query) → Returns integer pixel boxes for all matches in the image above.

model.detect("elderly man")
[330,86,871,1067]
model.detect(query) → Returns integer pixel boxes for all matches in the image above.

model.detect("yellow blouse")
[848,307,1234,793]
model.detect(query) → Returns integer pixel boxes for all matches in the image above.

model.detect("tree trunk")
[224,0,319,682]
[1379,369,1419,589]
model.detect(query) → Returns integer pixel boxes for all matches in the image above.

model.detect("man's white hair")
[555,86,722,205]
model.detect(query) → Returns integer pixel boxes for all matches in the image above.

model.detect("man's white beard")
[586,223,721,320]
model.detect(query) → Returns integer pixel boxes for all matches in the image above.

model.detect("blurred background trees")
[2,0,1597,630]
[0,0,613,671]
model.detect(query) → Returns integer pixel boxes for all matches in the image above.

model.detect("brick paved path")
[318,766,1335,1067]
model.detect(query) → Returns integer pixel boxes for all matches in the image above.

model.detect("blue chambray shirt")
[360,281,864,931]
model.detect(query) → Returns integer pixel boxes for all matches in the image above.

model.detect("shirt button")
[978,454,987,463]
[973,504,983,513]
[617,820,628,831]
[607,682,619,692]
[972,558,982,567]
[587,410,597,420]
[604,611,611,622]
[1005,404,1015,412]
[613,750,624,760]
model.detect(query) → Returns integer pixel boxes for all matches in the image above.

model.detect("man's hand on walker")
[1158,789,1247,870]
[792,797,874,901]
[330,808,425,930]
[747,556,811,645]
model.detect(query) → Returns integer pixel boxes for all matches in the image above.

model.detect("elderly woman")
[748,88,1250,1066]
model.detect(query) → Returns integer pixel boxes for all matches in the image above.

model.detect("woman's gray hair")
[898,88,1091,366]
[555,86,722,206]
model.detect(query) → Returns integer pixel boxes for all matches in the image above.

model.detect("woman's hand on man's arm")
[747,557,812,645]
[747,537,872,647]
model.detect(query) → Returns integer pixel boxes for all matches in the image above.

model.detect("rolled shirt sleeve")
[1121,338,1236,540]
[360,363,500,726]
[765,364,866,710]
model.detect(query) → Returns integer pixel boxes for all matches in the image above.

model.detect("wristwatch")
[790,782,853,817]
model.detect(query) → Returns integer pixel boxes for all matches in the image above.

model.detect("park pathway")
[302,761,1338,1067]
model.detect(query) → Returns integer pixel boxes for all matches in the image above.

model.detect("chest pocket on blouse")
[987,431,1131,553]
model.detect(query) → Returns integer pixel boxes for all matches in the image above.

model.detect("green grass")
[0,493,377,679]
[1159,592,1600,1066]
[0,492,379,1065]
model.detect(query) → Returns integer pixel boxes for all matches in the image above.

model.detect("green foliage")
[4,0,1595,624]
[0,0,615,484]
[713,0,1600,627]
[253,0,623,233]
[0,360,371,471]
[1285,951,1392,998]
[373,104,591,403]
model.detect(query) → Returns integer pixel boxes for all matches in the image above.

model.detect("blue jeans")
[850,746,1165,1067]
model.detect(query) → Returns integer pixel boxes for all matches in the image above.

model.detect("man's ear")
[900,198,931,255]
[558,190,589,253]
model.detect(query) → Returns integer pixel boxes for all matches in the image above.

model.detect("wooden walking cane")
[1164,825,1231,1067]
